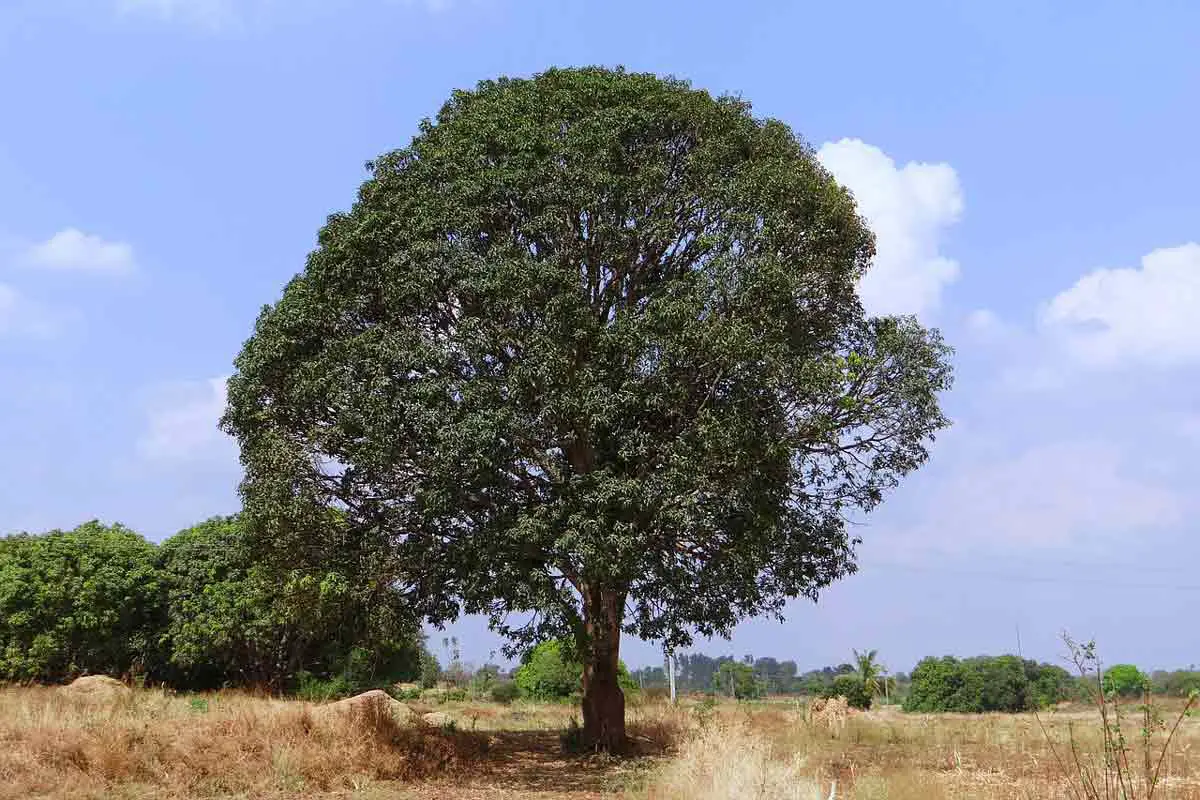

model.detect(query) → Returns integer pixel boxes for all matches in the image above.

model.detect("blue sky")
[3,0,1200,675]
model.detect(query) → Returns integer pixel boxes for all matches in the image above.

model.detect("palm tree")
[853,649,881,697]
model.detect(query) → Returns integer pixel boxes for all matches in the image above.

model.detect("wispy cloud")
[137,376,235,462]
[884,441,1185,556]
[20,229,136,277]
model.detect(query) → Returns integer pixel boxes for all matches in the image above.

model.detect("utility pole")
[666,647,677,704]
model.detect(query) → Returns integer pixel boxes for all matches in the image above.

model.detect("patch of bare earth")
[399,731,658,800]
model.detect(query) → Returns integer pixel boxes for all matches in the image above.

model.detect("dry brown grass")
[0,685,486,799]
[10,684,1200,800]
[635,698,1200,799]
[640,720,824,800]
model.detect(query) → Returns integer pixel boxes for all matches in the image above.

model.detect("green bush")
[491,681,520,704]
[294,671,353,702]
[515,641,580,699]
[418,650,441,689]
[512,639,636,701]
[1103,664,1148,697]
[825,674,872,710]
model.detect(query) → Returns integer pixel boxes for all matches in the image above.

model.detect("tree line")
[628,651,1197,712]
[4,519,1192,715]
[0,517,425,694]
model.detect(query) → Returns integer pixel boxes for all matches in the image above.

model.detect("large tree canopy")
[223,67,952,750]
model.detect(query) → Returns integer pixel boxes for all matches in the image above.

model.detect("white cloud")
[1041,243,1200,368]
[22,229,136,276]
[887,441,1184,554]
[817,138,963,318]
[137,376,234,462]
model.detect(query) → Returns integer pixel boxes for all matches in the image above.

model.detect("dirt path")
[398,731,657,799]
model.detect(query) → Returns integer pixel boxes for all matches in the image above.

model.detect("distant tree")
[753,657,782,694]
[904,656,977,713]
[0,523,161,683]
[714,660,762,700]
[904,654,1073,713]
[222,67,953,751]
[779,660,799,693]
[1153,670,1200,698]
[970,655,1028,712]
[825,673,872,710]
[1026,661,1075,708]
[1103,664,1148,698]
[853,648,882,697]
[418,649,441,689]
[679,653,720,694]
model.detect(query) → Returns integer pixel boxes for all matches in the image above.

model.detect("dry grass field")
[4,683,1200,799]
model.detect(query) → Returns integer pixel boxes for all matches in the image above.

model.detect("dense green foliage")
[514,641,583,700]
[221,66,954,749]
[904,655,1075,712]
[0,518,424,693]
[825,674,872,710]
[1103,664,1148,697]
[513,640,636,700]
[0,523,162,683]
[159,516,423,692]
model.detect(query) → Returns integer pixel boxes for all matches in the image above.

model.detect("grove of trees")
[221,65,953,751]
[903,655,1076,713]
[0,518,424,693]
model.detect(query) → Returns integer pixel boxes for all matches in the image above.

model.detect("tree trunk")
[579,586,627,753]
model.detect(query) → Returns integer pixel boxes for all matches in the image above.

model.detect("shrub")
[419,650,441,689]
[515,641,580,699]
[512,639,638,701]
[491,681,520,704]
[295,670,354,702]
[824,675,872,710]
[1103,664,1148,698]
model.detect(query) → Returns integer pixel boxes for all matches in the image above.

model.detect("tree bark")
[579,585,627,753]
